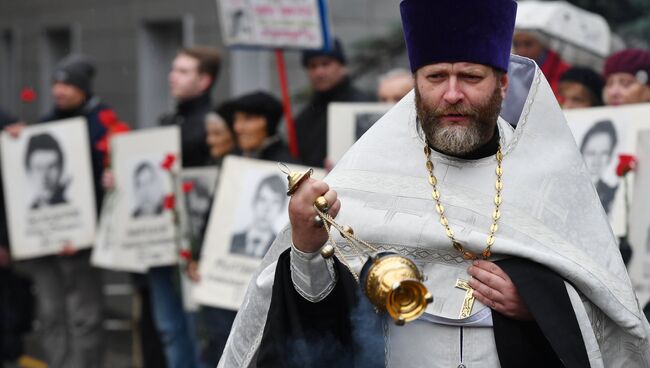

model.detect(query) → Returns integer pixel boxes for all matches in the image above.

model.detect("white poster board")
[565,103,650,236]
[1,118,97,260]
[217,0,331,49]
[194,156,325,310]
[627,131,650,309]
[91,126,181,272]
[179,167,219,246]
[178,167,219,311]
[327,102,392,164]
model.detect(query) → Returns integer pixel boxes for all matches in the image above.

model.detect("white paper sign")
[179,167,219,247]
[193,156,325,310]
[91,126,181,273]
[627,130,650,309]
[327,102,392,164]
[1,118,97,260]
[217,0,330,49]
[178,167,219,311]
[565,103,650,236]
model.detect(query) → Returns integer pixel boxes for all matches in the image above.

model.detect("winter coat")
[295,77,374,168]
[160,93,213,168]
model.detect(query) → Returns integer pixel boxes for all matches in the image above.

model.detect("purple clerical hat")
[400,0,517,73]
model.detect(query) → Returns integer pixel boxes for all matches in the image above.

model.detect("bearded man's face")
[415,62,507,156]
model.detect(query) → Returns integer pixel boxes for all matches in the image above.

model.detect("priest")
[219,0,650,367]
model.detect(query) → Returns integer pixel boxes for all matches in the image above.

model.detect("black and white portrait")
[579,120,618,214]
[327,103,391,164]
[230,174,286,258]
[92,126,180,272]
[131,160,165,218]
[184,174,215,240]
[355,112,383,140]
[25,133,69,209]
[194,157,325,310]
[229,8,252,39]
[1,117,97,260]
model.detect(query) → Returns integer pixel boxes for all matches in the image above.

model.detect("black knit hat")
[52,54,96,95]
[301,38,347,67]
[218,91,283,136]
[560,67,604,106]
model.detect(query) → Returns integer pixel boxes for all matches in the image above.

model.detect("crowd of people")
[1,2,650,367]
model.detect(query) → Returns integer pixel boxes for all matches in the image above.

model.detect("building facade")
[0,0,403,128]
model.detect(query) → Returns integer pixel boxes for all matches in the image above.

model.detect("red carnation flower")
[616,154,637,177]
[95,136,109,154]
[161,153,176,171]
[179,249,192,261]
[182,181,194,193]
[98,109,118,127]
[20,87,36,103]
[163,194,176,210]
[111,122,130,134]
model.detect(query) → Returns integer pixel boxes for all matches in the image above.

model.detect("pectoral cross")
[455,279,475,319]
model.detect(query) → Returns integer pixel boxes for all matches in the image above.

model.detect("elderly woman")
[219,91,295,163]
[204,111,236,163]
[185,109,237,368]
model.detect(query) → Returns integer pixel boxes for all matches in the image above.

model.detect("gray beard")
[415,86,502,156]
[428,122,485,156]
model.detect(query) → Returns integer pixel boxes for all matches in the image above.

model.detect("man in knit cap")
[603,48,650,106]
[18,53,121,368]
[220,0,650,367]
[295,38,374,168]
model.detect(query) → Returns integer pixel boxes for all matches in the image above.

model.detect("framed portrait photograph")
[193,156,325,310]
[0,117,97,260]
[327,102,392,164]
[179,167,219,245]
[177,167,219,311]
[626,131,650,309]
[91,126,181,273]
[565,103,650,236]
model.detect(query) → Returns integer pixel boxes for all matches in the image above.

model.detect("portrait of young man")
[230,174,286,259]
[131,160,165,219]
[579,120,619,214]
[24,133,69,210]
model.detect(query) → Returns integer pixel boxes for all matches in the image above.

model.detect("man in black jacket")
[0,107,33,367]
[295,39,374,168]
[148,46,222,368]
[161,47,221,167]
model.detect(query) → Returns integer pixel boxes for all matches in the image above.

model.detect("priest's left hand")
[467,260,533,321]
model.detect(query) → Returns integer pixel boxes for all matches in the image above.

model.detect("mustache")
[433,104,479,119]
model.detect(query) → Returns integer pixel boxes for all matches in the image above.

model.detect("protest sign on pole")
[216,0,332,159]
[216,0,331,50]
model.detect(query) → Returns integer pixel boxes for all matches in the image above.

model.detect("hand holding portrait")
[3,121,26,138]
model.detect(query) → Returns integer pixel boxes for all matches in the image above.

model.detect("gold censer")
[282,165,433,325]
[360,252,433,325]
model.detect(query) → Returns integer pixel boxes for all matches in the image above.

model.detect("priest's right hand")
[289,178,341,253]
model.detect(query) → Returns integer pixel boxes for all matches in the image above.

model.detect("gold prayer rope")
[423,145,504,260]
